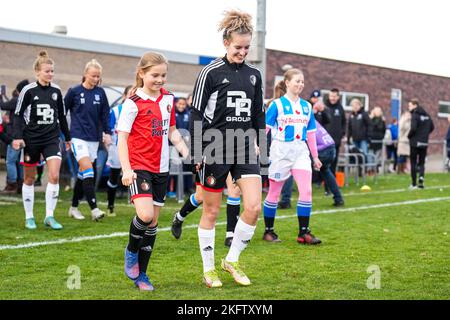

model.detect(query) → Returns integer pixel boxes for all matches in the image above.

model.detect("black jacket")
[324,99,346,146]
[13,81,70,145]
[309,99,331,126]
[408,106,434,148]
[347,109,370,142]
[190,56,265,164]
[0,96,17,135]
[368,116,386,142]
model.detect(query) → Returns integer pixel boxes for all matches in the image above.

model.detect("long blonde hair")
[132,52,168,94]
[218,10,253,40]
[33,50,54,71]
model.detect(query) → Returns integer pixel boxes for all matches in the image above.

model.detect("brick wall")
[266,49,450,154]
[0,42,201,96]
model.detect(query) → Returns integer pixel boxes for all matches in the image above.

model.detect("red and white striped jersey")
[117,88,175,173]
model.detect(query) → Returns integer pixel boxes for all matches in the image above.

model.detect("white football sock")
[198,227,215,273]
[45,183,59,218]
[22,184,34,220]
[226,219,256,263]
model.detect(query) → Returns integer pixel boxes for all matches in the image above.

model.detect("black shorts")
[20,139,62,167]
[129,170,169,206]
[198,163,260,192]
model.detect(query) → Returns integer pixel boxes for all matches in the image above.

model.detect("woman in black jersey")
[190,10,266,288]
[12,51,71,230]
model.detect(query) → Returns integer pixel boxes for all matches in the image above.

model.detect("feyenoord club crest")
[250,75,256,86]
[167,104,172,113]
[141,181,150,191]
[206,175,216,186]
[52,93,58,101]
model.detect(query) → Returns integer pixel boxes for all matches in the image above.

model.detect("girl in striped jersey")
[263,68,322,244]
[105,85,132,216]
[118,52,189,291]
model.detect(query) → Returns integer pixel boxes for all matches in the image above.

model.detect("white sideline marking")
[0,184,449,207]
[0,196,226,210]
[1,196,449,251]
[317,184,450,198]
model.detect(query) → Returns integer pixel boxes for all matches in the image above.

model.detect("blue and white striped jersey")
[266,95,316,142]
[109,103,123,145]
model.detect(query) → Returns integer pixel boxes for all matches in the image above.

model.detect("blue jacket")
[175,108,191,133]
[64,84,111,141]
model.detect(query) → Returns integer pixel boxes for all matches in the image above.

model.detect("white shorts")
[268,139,311,181]
[71,138,99,163]
[106,144,121,169]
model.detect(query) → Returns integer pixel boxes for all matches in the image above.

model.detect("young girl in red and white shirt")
[118,52,189,291]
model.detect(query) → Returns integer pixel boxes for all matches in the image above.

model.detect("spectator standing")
[347,98,370,156]
[407,99,434,189]
[397,110,412,174]
[368,106,386,158]
[386,118,399,172]
[0,79,29,194]
[324,88,346,175]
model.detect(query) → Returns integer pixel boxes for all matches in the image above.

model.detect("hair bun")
[38,50,48,58]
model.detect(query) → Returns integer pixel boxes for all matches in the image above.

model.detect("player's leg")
[223,167,261,286]
[171,173,203,239]
[124,170,155,282]
[199,188,223,288]
[224,173,241,247]
[21,145,39,229]
[197,163,228,288]
[136,172,167,290]
[263,142,292,242]
[292,169,321,245]
[43,149,63,230]
[69,140,84,218]
[106,168,121,216]
[262,178,284,242]
[71,139,104,221]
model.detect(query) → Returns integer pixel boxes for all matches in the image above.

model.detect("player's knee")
[244,202,261,216]
[202,205,220,222]
[47,172,59,184]
[228,186,240,198]
[24,177,35,186]
[136,210,153,223]
[299,187,312,201]
[194,192,203,204]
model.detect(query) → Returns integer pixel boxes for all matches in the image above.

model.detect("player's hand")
[12,139,25,150]
[65,141,71,151]
[103,133,112,146]
[313,157,322,171]
[121,169,137,186]
[191,156,204,174]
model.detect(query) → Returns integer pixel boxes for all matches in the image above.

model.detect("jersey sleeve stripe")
[15,83,37,115]
[192,60,224,111]
[192,59,222,109]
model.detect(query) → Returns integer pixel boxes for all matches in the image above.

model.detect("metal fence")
[337,139,448,186]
